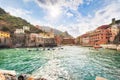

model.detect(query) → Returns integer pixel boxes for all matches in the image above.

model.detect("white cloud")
[49,5,62,18]
[2,6,55,28]
[35,0,83,20]
[63,0,83,10]
[85,0,93,5]
[56,2,120,37]
[5,7,32,20]
[66,12,74,17]
[89,2,120,29]
[23,0,33,2]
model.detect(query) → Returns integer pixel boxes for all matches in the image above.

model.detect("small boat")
[47,48,50,50]
[93,45,102,49]
[61,48,64,49]
[36,48,39,51]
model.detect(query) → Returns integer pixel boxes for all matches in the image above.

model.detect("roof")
[97,25,110,29]
[80,33,89,37]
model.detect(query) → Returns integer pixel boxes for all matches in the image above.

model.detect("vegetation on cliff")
[0,7,42,33]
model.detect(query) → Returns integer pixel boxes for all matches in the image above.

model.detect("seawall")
[100,44,120,51]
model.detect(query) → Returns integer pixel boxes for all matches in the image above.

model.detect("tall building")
[78,18,120,46]
[89,25,110,46]
[109,19,120,44]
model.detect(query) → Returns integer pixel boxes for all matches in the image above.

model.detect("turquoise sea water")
[0,46,120,80]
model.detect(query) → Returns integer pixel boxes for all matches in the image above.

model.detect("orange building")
[80,33,90,46]
[78,18,120,46]
[54,35,63,45]
[89,25,110,46]
[62,38,75,45]
[79,25,111,46]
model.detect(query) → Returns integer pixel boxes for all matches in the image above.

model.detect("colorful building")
[89,25,110,46]
[80,33,90,46]
[28,32,57,47]
[54,35,63,45]
[14,26,30,34]
[109,18,120,43]
[78,18,120,46]
[14,29,25,34]
[62,38,75,45]
[78,25,111,46]
[0,31,10,38]
[0,31,11,48]
[39,32,57,47]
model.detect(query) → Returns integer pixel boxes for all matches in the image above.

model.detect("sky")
[0,0,120,37]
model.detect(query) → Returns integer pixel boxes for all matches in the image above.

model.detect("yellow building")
[0,31,10,38]
[0,31,11,48]
[39,32,54,38]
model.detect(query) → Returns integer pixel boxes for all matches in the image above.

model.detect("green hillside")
[0,7,42,33]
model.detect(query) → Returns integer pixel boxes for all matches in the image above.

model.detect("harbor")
[0,46,120,80]
[0,0,120,80]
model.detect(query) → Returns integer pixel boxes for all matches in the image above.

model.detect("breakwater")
[100,44,120,51]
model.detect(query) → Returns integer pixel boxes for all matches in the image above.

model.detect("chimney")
[112,18,115,24]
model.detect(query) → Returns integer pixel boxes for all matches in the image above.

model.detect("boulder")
[0,72,6,80]
[18,74,36,80]
[0,69,16,76]
[0,70,17,80]
[18,74,47,80]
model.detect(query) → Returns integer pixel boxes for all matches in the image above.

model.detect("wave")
[32,59,73,80]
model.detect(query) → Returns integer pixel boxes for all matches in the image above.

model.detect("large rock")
[18,74,47,80]
[0,72,6,80]
[0,70,47,80]
[0,69,17,80]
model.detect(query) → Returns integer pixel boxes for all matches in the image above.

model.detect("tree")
[1,27,9,31]
[0,8,6,15]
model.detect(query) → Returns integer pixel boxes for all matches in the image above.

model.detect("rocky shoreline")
[0,70,46,80]
[0,69,108,80]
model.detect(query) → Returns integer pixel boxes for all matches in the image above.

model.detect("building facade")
[89,25,110,46]
[27,32,57,47]
[54,35,63,45]
[0,31,12,48]
[62,38,75,45]
[109,19,120,44]
[78,18,120,46]
[79,25,111,46]
[81,34,90,46]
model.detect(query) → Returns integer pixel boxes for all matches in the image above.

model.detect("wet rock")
[0,72,6,80]
[18,74,47,80]
[0,70,47,80]
[18,74,31,80]
[39,78,47,80]
[4,74,17,80]
[35,78,47,80]
[0,70,16,76]
[0,70,17,80]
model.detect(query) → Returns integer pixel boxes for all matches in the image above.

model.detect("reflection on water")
[0,46,120,80]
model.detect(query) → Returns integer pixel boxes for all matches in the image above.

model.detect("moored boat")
[93,45,102,49]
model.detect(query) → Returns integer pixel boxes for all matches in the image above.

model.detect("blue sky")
[0,0,120,37]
